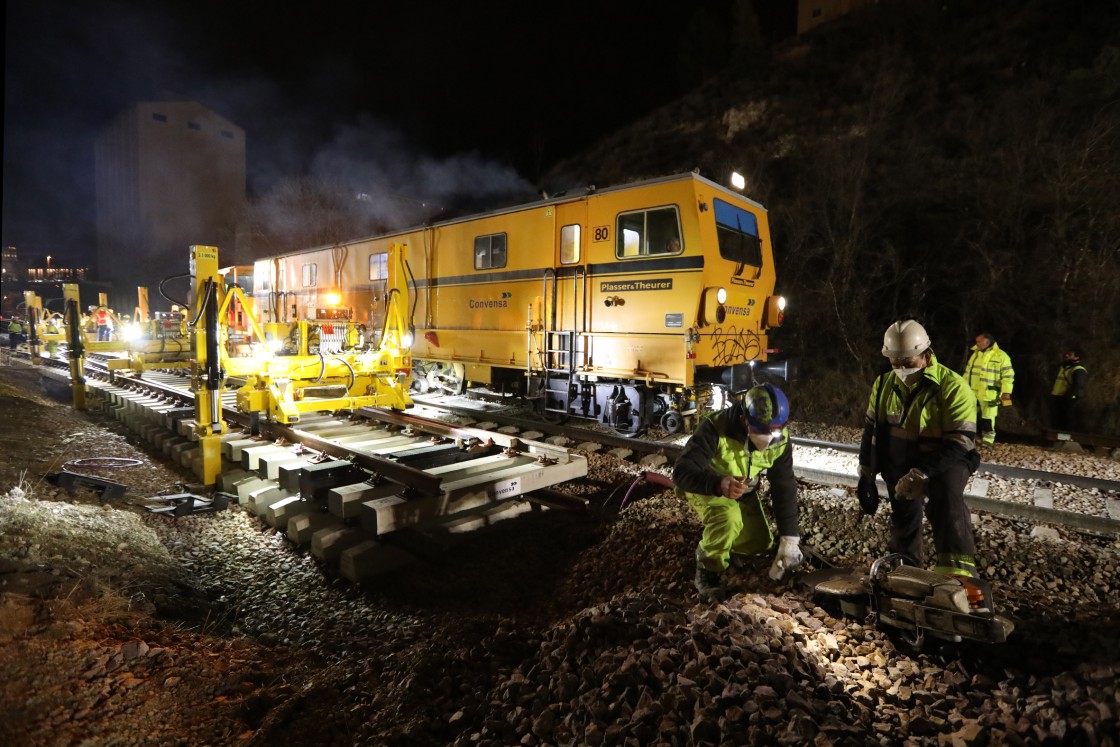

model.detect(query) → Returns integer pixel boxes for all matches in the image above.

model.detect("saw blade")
[799,567,871,597]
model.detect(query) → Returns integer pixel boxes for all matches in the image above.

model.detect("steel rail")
[12,353,1120,533]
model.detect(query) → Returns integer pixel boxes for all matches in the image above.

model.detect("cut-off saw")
[798,553,1015,649]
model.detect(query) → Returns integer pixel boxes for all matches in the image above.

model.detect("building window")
[302,263,317,287]
[616,206,682,258]
[152,113,167,122]
[473,233,507,270]
[187,121,201,131]
[220,130,234,139]
[560,224,580,264]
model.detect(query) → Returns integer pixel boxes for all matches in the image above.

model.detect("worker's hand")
[768,536,803,581]
[857,473,880,515]
[1000,394,1012,407]
[719,475,747,500]
[894,468,929,501]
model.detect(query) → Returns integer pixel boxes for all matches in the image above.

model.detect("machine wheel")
[660,410,684,434]
[412,361,465,395]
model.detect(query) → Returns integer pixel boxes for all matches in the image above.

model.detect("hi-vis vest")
[1051,364,1087,396]
[682,409,790,497]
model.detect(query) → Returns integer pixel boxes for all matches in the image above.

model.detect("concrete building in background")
[94,100,246,311]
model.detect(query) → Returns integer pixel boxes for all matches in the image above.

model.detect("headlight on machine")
[701,287,727,327]
[765,295,787,328]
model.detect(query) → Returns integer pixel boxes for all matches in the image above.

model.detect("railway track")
[15,353,588,580]
[10,349,1120,546]
[409,391,1120,536]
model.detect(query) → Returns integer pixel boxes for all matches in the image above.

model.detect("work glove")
[856,471,880,515]
[894,468,929,501]
[1000,394,1012,407]
[768,536,803,581]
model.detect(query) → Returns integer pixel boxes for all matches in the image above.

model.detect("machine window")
[302,263,317,287]
[713,198,763,267]
[368,252,388,298]
[369,252,388,281]
[616,206,681,258]
[560,224,580,264]
[474,233,508,270]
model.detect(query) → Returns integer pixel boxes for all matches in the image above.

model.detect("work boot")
[728,553,748,570]
[694,564,727,602]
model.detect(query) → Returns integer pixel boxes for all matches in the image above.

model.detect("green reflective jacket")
[861,354,977,477]
[673,403,799,537]
[964,343,1014,405]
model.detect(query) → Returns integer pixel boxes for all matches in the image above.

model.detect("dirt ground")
[0,363,297,745]
[3,359,1119,747]
[0,360,665,747]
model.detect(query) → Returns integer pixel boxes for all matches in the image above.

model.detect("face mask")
[893,367,923,385]
[749,432,775,451]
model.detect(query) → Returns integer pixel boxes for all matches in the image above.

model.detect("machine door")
[533,201,587,419]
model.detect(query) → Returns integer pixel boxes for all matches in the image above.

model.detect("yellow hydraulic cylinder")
[190,245,227,485]
[64,298,86,410]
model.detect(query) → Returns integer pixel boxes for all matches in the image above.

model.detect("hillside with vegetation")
[544,0,1120,435]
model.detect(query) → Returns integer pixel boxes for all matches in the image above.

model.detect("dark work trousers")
[1049,395,1079,432]
[976,407,996,443]
[885,460,975,563]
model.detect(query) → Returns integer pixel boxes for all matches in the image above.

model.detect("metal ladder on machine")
[538,268,585,422]
[542,330,579,420]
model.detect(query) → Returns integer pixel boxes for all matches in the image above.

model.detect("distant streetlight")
[730,172,746,191]
[46,255,52,268]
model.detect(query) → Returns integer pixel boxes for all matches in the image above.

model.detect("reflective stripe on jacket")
[864,354,977,477]
[964,343,1014,405]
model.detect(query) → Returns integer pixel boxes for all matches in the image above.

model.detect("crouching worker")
[857,320,986,607]
[674,384,802,602]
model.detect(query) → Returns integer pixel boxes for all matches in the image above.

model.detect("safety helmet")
[742,384,790,432]
[882,320,930,359]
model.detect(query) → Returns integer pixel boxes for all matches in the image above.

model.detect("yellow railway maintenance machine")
[190,244,415,484]
[253,172,788,434]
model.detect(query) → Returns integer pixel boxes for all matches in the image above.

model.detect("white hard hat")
[882,320,931,358]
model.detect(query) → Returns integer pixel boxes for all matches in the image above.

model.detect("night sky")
[3,0,696,266]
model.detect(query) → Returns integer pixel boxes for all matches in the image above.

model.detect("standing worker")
[963,332,1014,446]
[1049,349,1088,433]
[94,307,113,341]
[857,320,986,605]
[6,318,25,349]
[673,384,803,602]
